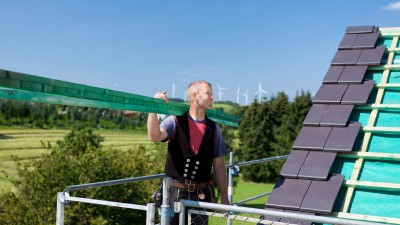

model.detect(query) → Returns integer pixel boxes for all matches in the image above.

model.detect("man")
[147,80,229,224]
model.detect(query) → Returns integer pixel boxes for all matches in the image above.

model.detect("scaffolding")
[56,153,386,225]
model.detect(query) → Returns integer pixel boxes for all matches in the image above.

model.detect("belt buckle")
[185,180,196,192]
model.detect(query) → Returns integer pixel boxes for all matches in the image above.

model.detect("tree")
[262,92,291,181]
[236,91,312,183]
[236,100,276,182]
[0,126,164,224]
[268,91,312,180]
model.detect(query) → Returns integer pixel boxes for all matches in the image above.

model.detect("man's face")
[196,83,214,109]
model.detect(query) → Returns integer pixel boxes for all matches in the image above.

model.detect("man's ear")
[192,92,197,101]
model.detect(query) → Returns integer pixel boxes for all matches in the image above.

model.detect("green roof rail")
[0,69,240,127]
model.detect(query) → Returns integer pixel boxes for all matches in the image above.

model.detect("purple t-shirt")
[160,115,227,158]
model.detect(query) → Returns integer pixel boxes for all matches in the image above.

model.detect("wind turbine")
[172,82,177,99]
[254,82,267,102]
[216,84,227,101]
[235,86,241,104]
[242,89,249,105]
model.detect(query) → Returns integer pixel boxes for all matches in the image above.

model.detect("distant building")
[121,110,139,118]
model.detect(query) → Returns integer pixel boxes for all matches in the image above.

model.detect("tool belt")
[170,179,209,192]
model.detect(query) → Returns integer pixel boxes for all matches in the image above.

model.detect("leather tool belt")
[170,179,209,192]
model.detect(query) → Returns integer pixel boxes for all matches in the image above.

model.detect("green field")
[213,103,235,113]
[0,127,273,213]
[0,127,156,192]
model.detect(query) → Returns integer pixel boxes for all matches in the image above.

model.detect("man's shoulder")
[160,115,176,126]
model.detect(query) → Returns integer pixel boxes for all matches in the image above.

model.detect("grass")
[213,103,235,114]
[233,177,274,208]
[0,127,155,191]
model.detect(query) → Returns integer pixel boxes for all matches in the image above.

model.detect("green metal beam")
[0,69,240,127]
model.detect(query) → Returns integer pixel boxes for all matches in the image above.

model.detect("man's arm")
[147,113,168,142]
[213,156,230,205]
[147,91,169,142]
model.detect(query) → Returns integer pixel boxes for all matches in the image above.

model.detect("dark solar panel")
[338,66,368,83]
[297,151,337,180]
[352,32,380,49]
[324,122,362,152]
[266,177,312,210]
[338,33,357,50]
[331,49,362,65]
[292,126,333,150]
[312,84,349,104]
[320,104,354,127]
[357,45,386,65]
[300,174,344,214]
[280,150,309,178]
[303,104,328,126]
[341,80,375,104]
[345,25,375,34]
[323,66,344,84]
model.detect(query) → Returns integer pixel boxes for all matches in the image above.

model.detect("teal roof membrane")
[382,89,400,104]
[331,158,355,180]
[364,70,383,83]
[343,106,400,221]
[377,37,392,48]
[394,53,400,64]
[359,160,400,184]
[349,109,371,126]
[368,133,400,153]
[388,71,400,83]
[375,110,400,127]
[350,189,400,219]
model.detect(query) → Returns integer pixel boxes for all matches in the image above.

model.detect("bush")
[0,126,164,224]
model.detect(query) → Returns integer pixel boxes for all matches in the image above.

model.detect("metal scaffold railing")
[56,153,289,225]
[56,151,387,225]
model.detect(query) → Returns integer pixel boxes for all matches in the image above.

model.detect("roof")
[265,26,400,224]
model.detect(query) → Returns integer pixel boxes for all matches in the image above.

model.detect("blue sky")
[1,1,399,105]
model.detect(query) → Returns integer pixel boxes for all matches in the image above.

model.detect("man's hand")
[154,91,169,103]
[213,157,230,205]
[221,196,230,205]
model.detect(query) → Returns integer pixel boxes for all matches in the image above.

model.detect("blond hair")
[186,80,212,103]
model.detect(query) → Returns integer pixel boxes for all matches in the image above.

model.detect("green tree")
[236,100,275,182]
[0,126,164,225]
[236,91,312,183]
[268,91,312,179]
[262,92,291,181]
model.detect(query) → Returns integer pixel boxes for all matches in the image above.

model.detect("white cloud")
[382,1,400,10]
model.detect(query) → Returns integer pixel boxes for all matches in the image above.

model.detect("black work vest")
[164,113,216,183]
